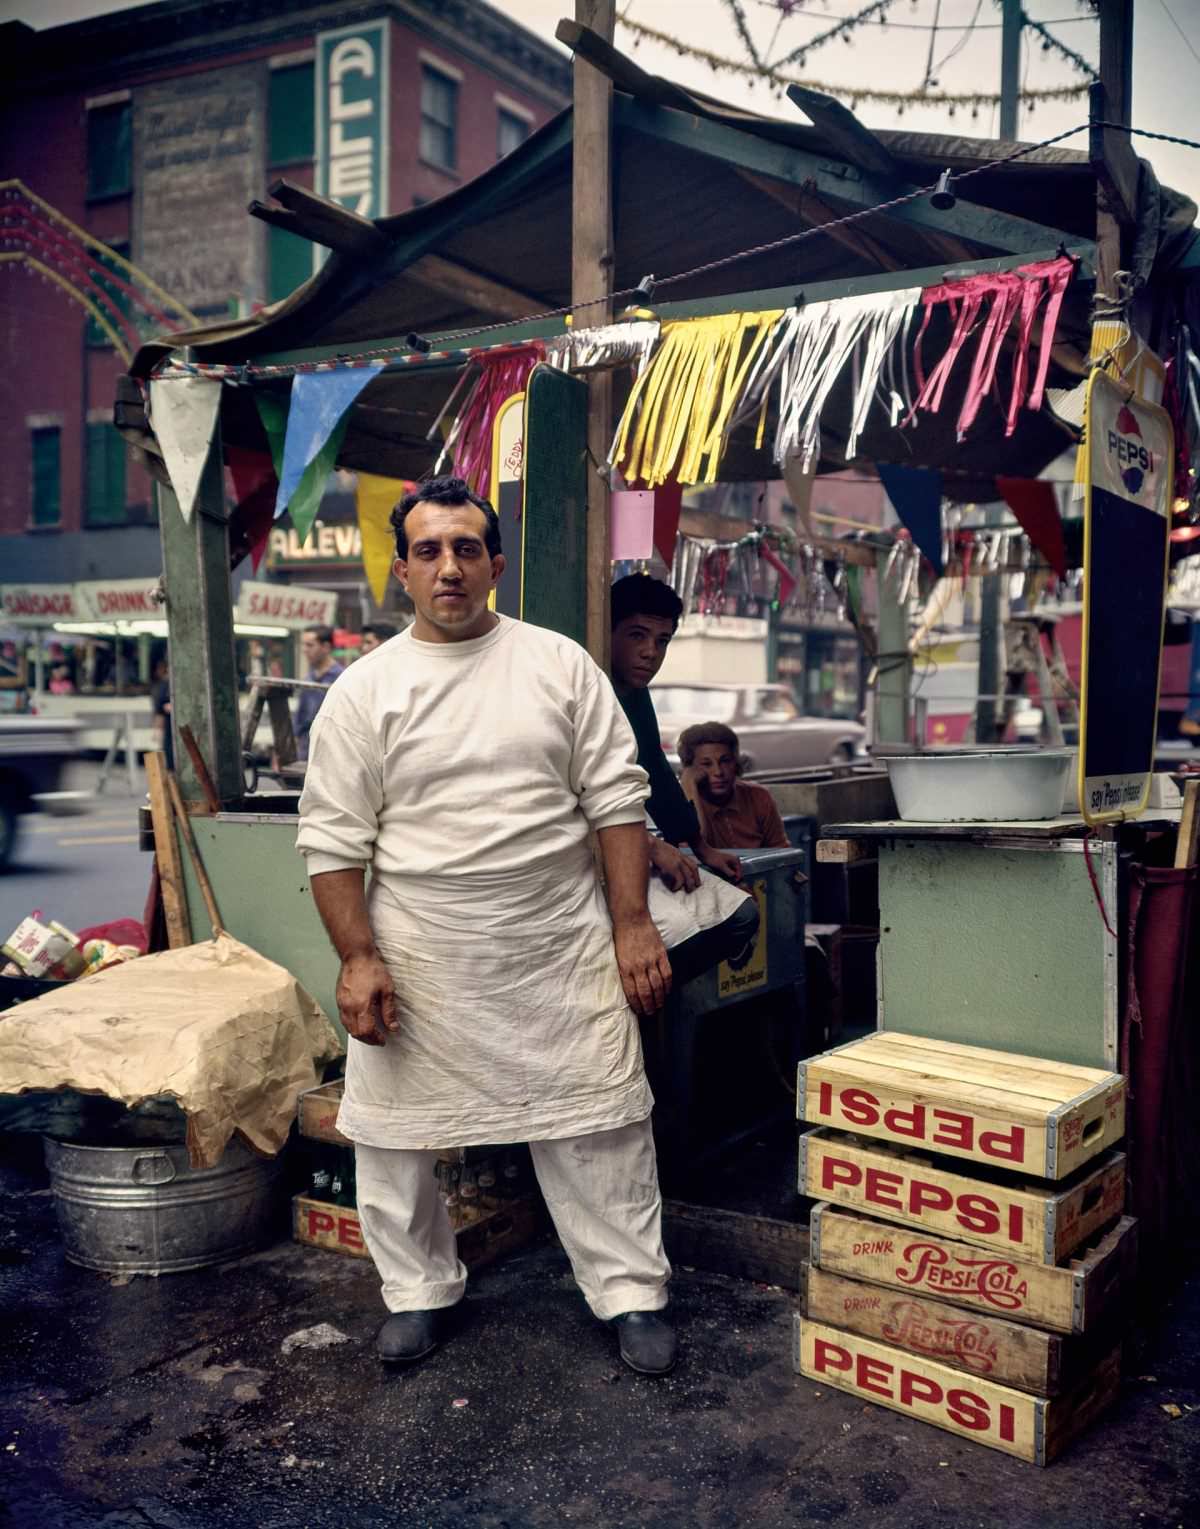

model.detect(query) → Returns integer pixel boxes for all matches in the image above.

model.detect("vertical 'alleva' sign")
[315,20,390,267]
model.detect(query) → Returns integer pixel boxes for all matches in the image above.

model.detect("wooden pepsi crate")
[802,1263,1122,1396]
[808,1204,1137,1335]
[799,1128,1126,1265]
[794,1316,1120,1465]
[798,1033,1125,1180]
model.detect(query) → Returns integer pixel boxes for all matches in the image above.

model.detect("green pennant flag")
[255,386,342,548]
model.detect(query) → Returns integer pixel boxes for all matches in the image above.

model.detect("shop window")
[30,427,61,527]
[497,108,529,159]
[268,223,313,303]
[86,240,131,349]
[87,101,132,199]
[85,421,127,527]
[420,66,458,171]
[269,62,315,166]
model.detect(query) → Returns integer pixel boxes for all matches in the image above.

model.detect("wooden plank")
[571,0,615,671]
[804,1262,1066,1394]
[785,85,898,180]
[1089,81,1139,231]
[1174,779,1200,870]
[406,253,542,323]
[662,1200,807,1290]
[815,839,874,865]
[799,1128,1127,1265]
[145,751,190,950]
[795,1317,1120,1465]
[799,1033,1126,1178]
[179,723,221,814]
[811,1204,1138,1335]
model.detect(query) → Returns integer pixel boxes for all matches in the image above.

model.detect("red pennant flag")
[996,477,1067,578]
[758,541,797,606]
[226,446,279,572]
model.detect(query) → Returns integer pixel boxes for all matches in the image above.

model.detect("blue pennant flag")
[273,365,384,535]
[876,462,944,575]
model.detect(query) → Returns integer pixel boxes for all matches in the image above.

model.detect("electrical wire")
[1155,0,1200,70]
[154,117,1106,379]
[928,0,983,81]
[921,0,943,89]
[746,0,1092,24]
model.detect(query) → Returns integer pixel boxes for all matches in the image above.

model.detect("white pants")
[355,1117,671,1321]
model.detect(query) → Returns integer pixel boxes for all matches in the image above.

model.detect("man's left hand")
[698,842,743,884]
[613,916,673,1016]
[648,836,702,894]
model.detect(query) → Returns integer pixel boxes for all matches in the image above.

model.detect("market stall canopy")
[125,31,1199,493]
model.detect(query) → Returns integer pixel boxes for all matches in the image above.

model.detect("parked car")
[0,716,84,870]
[651,683,867,775]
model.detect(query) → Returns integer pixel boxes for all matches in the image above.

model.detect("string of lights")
[620,15,1090,109]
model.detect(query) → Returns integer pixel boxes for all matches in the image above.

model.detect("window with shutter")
[269,63,315,166]
[420,67,458,171]
[87,102,132,199]
[268,223,314,303]
[497,109,529,160]
[86,241,132,349]
[31,428,62,527]
[85,421,127,526]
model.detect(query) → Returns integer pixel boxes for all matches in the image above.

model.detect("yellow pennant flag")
[356,472,410,607]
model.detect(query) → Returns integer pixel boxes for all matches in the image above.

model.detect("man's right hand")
[613,916,672,1016]
[336,951,398,1046]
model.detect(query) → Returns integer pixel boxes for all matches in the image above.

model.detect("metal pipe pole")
[999,0,1022,142]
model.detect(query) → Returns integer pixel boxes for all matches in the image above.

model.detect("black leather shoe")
[377,1309,439,1363]
[615,1311,677,1375]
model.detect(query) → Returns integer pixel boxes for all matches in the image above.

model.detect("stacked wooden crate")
[292,1079,543,1270]
[793,1033,1134,1466]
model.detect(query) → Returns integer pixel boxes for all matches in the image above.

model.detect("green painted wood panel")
[177,815,345,1047]
[522,365,587,645]
[878,840,1115,1068]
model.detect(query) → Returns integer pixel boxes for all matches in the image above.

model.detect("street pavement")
[0,1132,1197,1529]
[0,761,151,942]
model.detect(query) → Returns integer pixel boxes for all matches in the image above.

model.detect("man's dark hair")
[304,625,334,645]
[391,476,502,560]
[677,722,742,771]
[361,622,398,643]
[610,573,683,632]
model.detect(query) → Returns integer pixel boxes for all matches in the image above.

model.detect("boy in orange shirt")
[679,723,789,850]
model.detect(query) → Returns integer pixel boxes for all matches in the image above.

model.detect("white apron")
[337,842,653,1149]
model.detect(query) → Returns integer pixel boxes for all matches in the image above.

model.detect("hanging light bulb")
[930,169,957,211]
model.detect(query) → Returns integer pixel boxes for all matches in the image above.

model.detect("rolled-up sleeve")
[296,709,383,876]
[569,669,650,831]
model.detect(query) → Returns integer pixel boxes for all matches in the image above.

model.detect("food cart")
[115,28,1199,1262]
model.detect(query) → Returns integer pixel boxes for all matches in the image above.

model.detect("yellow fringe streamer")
[612,311,782,487]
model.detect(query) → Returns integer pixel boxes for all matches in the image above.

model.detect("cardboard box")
[798,1033,1125,1180]
[809,1204,1138,1335]
[803,1263,1121,1396]
[799,1128,1126,1265]
[794,1316,1120,1465]
[292,1193,543,1272]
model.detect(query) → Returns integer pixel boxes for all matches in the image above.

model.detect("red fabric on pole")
[758,541,796,606]
[1121,862,1198,1256]
[652,481,683,568]
[996,476,1068,578]
[226,446,279,572]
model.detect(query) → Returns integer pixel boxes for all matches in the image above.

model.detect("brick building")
[0,0,569,591]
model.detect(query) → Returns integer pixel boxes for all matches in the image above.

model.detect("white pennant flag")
[150,376,223,523]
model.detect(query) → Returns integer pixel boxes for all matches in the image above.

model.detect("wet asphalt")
[1,1138,1198,1529]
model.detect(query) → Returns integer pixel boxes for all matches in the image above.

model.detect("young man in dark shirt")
[609,574,757,982]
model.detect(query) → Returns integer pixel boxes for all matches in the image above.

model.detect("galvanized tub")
[883,747,1075,822]
[43,1134,284,1274]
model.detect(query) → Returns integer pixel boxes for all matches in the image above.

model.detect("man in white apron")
[297,477,677,1375]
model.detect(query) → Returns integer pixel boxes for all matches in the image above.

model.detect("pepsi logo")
[1106,403,1154,495]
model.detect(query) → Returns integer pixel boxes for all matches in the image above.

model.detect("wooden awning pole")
[572,0,615,670]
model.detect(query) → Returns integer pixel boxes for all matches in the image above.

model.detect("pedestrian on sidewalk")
[294,625,344,761]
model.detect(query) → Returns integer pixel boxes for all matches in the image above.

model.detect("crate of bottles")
[292,1143,544,1272]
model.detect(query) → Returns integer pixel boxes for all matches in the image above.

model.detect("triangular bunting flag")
[255,391,288,475]
[226,446,278,573]
[356,472,410,607]
[652,481,683,568]
[877,462,945,574]
[996,477,1068,579]
[274,365,383,541]
[150,377,223,523]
